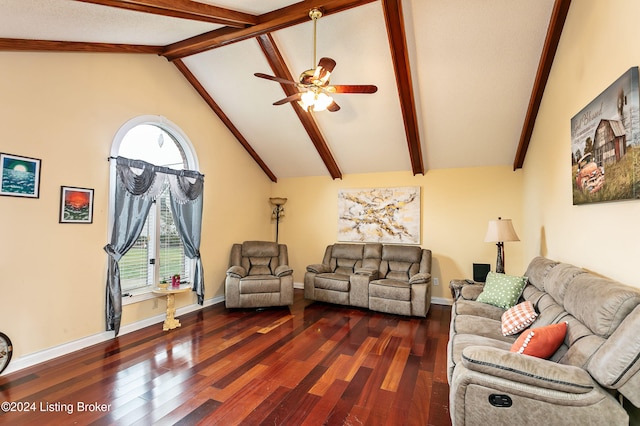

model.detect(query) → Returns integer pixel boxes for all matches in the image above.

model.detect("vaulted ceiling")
[0,0,570,181]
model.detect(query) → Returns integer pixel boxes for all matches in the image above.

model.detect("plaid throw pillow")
[501,301,538,336]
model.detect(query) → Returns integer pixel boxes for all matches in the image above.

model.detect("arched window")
[110,116,200,300]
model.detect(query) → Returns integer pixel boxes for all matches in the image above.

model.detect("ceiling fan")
[254,8,378,112]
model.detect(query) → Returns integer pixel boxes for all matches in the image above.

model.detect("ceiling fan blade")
[273,92,303,106]
[327,100,341,112]
[254,73,298,85]
[312,57,337,85]
[317,57,336,74]
[329,85,378,94]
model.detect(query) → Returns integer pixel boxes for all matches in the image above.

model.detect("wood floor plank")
[0,290,452,425]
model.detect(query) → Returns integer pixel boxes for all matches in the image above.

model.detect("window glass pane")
[119,124,185,169]
[159,189,189,283]
[120,216,152,292]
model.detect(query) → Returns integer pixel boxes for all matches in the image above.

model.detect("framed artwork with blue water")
[0,153,41,198]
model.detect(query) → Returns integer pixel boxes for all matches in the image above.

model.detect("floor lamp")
[484,217,519,274]
[269,197,287,243]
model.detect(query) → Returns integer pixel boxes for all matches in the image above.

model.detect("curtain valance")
[115,156,204,203]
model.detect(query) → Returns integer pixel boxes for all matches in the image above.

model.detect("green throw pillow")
[476,272,528,309]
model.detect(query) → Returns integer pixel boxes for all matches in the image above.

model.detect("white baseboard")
[4,295,224,375]
[431,296,452,306]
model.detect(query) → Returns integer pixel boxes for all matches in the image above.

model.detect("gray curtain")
[169,175,204,304]
[104,157,204,336]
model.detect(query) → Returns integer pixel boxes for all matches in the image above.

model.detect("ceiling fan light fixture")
[313,92,334,111]
[299,90,333,112]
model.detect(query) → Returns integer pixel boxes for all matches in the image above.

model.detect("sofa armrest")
[354,267,379,279]
[306,263,331,274]
[274,265,293,277]
[460,283,484,300]
[461,345,594,394]
[226,265,247,279]
[409,272,431,285]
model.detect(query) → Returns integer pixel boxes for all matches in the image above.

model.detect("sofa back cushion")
[378,245,423,282]
[328,244,364,275]
[563,273,640,338]
[543,263,585,305]
[362,243,383,271]
[524,256,559,291]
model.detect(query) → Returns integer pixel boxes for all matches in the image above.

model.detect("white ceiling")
[0,0,557,180]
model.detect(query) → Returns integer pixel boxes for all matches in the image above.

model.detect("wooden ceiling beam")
[0,38,163,54]
[173,59,278,183]
[257,33,342,180]
[513,0,571,170]
[74,0,257,27]
[381,0,424,175]
[163,0,377,61]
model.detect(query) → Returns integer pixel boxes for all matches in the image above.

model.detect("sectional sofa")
[447,256,640,425]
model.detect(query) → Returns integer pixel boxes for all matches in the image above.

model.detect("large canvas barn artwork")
[571,67,640,204]
[337,186,420,244]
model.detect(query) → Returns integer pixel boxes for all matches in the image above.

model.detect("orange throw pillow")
[510,322,567,359]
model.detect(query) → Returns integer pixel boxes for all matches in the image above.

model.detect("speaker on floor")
[473,263,491,282]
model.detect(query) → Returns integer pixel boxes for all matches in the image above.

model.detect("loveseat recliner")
[447,256,640,425]
[304,243,432,317]
[224,241,293,308]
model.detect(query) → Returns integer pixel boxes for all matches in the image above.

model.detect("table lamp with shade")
[484,217,519,274]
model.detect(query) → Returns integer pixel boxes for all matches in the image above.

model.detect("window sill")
[122,288,158,306]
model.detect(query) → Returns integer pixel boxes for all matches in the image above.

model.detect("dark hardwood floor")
[0,290,452,425]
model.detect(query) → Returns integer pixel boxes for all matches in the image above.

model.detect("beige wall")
[0,52,273,358]
[272,167,524,301]
[521,0,640,288]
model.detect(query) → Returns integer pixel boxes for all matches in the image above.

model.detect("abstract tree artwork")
[338,186,420,244]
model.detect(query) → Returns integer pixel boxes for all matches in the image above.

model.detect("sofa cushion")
[543,263,585,304]
[239,276,281,294]
[476,272,527,309]
[523,256,559,291]
[454,315,515,343]
[241,240,279,257]
[501,301,538,336]
[378,245,422,281]
[315,273,350,292]
[511,322,567,359]
[381,244,422,263]
[246,256,274,276]
[454,299,505,322]
[370,279,410,301]
[331,243,364,259]
[563,274,640,338]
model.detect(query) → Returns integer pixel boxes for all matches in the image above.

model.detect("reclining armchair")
[225,241,293,308]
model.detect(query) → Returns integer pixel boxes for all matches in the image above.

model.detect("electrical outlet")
[433,277,439,286]
[153,298,158,309]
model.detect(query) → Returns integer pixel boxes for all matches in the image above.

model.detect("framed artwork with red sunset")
[60,186,94,224]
